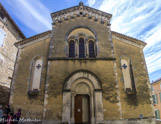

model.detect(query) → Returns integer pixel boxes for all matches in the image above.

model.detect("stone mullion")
[75,39,78,58]
[91,92,95,124]
[86,39,89,57]
[67,42,69,57]
[95,42,97,57]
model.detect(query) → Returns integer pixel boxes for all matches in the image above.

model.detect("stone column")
[71,92,75,123]
[66,42,69,57]
[62,92,71,123]
[76,39,79,57]
[75,39,78,57]
[95,40,97,57]
[95,91,104,124]
[86,40,89,57]
[91,93,95,124]
[49,24,55,58]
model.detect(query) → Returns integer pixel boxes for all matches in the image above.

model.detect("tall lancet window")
[79,38,85,58]
[69,40,75,58]
[89,40,95,58]
[29,58,43,94]
[121,58,136,93]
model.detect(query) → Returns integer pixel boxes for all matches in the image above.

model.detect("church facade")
[10,2,155,124]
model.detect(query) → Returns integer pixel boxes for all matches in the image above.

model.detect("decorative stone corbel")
[58,18,62,23]
[95,16,98,21]
[70,12,74,19]
[88,13,92,19]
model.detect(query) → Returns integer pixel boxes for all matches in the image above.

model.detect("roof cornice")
[51,2,112,25]
[0,2,26,39]
[15,30,51,48]
[112,31,146,48]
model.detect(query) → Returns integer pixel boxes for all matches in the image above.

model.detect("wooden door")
[75,95,90,124]
[75,95,82,124]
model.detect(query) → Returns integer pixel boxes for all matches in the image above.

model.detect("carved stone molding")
[15,30,51,48]
[112,31,146,48]
[51,2,112,25]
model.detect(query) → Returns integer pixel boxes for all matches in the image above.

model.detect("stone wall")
[112,36,154,119]
[49,16,113,58]
[44,60,118,121]
[104,117,156,124]
[10,36,51,119]
[0,85,9,106]
[0,3,24,90]
[0,21,18,88]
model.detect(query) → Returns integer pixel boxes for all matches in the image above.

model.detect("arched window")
[121,58,136,93]
[29,58,43,94]
[79,38,85,58]
[88,40,95,58]
[69,40,75,58]
[0,27,6,47]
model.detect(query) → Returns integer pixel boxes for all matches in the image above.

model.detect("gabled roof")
[112,31,146,47]
[14,2,146,48]
[0,2,26,39]
[15,30,51,47]
[51,2,112,25]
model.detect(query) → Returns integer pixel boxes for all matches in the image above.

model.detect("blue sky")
[0,0,161,82]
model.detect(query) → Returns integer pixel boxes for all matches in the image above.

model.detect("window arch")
[88,40,95,58]
[66,28,98,58]
[69,40,75,58]
[121,58,136,93]
[29,57,43,94]
[79,37,85,58]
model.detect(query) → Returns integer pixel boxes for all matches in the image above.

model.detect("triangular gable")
[15,30,51,48]
[112,31,146,48]
[51,2,112,25]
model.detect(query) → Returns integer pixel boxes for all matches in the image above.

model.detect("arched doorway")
[74,82,90,124]
[62,70,104,124]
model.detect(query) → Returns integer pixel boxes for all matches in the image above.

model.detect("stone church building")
[10,2,155,124]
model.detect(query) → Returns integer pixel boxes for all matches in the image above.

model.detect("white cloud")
[87,0,96,7]
[98,0,161,77]
[5,0,52,35]
[145,51,161,74]
[145,29,161,49]
[18,0,51,29]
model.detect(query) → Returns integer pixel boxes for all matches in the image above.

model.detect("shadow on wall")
[124,80,151,106]
[0,85,10,106]
[103,82,119,104]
